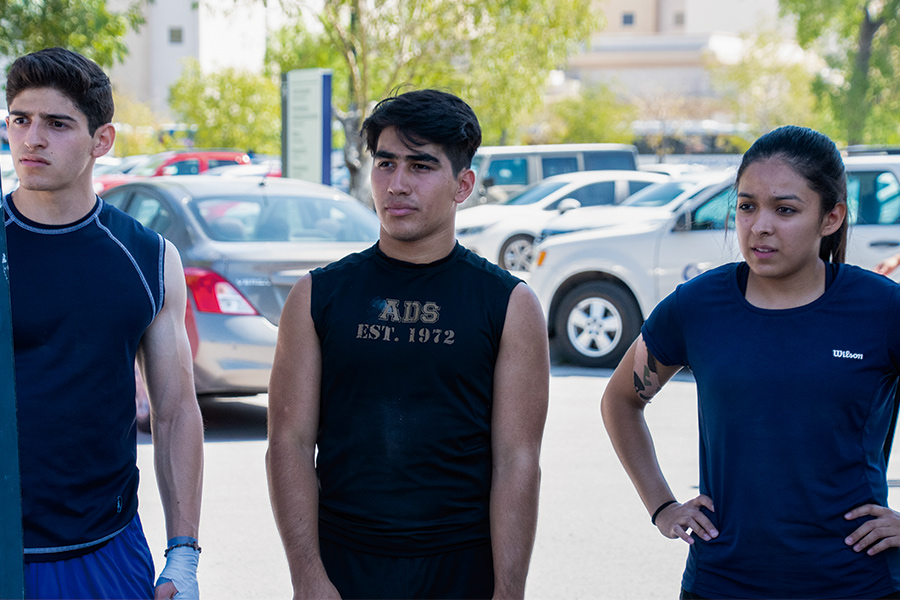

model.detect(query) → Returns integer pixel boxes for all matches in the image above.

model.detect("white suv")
[529,154,900,367]
[456,170,668,271]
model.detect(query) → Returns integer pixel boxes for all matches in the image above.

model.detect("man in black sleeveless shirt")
[267,90,550,599]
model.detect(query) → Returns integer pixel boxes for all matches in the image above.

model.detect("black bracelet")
[164,541,202,557]
[651,500,678,526]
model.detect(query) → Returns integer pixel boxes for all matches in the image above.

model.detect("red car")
[93,149,251,193]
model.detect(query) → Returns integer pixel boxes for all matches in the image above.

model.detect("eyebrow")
[374,149,441,165]
[9,109,78,123]
[738,192,808,204]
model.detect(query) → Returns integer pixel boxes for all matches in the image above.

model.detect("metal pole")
[0,178,25,598]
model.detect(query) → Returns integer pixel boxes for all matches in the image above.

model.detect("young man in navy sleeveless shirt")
[4,48,203,599]
[267,90,550,599]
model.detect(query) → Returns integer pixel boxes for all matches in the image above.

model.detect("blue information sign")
[281,69,333,185]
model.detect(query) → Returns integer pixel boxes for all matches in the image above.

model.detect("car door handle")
[869,240,900,248]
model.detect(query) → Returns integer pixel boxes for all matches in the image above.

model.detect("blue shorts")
[24,514,155,600]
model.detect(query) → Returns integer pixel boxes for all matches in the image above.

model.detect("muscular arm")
[139,240,204,542]
[601,335,716,543]
[490,283,550,600]
[265,275,338,599]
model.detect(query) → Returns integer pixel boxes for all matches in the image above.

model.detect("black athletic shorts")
[320,537,494,599]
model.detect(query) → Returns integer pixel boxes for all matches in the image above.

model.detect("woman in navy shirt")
[602,126,900,599]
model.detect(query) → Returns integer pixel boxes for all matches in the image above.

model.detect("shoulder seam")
[93,218,159,318]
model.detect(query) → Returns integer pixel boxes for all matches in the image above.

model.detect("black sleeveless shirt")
[310,242,521,555]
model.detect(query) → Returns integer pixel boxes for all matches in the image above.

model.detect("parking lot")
[134,367,725,598]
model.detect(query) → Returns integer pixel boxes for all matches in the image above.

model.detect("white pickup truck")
[529,153,900,367]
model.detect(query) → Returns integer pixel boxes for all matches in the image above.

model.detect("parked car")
[92,154,150,177]
[463,143,640,209]
[1,151,16,194]
[536,171,734,245]
[205,161,282,178]
[456,170,669,271]
[93,149,251,193]
[101,175,379,396]
[530,154,900,367]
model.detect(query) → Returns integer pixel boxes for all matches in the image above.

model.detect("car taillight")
[184,267,258,315]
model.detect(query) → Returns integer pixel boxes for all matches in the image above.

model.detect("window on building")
[622,12,635,26]
[169,27,183,44]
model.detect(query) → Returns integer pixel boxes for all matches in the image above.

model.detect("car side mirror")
[482,177,495,189]
[557,198,582,214]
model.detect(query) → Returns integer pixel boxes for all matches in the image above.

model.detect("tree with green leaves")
[0,0,143,68]
[112,91,167,157]
[780,0,900,145]
[707,27,831,140]
[266,0,599,201]
[528,84,637,145]
[169,59,282,156]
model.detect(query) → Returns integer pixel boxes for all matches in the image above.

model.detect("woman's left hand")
[844,504,900,555]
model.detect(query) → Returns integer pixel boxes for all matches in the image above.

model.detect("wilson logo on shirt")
[833,349,864,360]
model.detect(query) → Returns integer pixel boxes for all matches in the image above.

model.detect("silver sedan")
[102,175,379,396]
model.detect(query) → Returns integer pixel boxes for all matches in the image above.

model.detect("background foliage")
[526,84,637,145]
[0,0,143,68]
[266,0,600,199]
[169,59,282,155]
[780,0,900,145]
[6,0,900,179]
[708,27,830,140]
[111,92,167,157]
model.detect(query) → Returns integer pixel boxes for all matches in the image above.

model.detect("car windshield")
[622,180,696,208]
[502,180,568,206]
[131,154,172,176]
[190,194,380,242]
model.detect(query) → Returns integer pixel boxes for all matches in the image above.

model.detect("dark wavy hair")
[6,47,114,136]
[736,125,848,263]
[361,89,482,175]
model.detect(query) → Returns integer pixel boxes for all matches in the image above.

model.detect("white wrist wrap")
[156,546,200,599]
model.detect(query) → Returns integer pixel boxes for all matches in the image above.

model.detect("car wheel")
[554,281,641,368]
[499,235,534,271]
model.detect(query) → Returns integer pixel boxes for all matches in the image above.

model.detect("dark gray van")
[464,143,639,208]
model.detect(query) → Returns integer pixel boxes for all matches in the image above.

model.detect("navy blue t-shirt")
[310,243,520,555]
[4,193,164,560]
[643,262,900,599]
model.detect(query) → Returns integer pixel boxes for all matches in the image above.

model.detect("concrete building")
[107,0,279,118]
[570,0,783,98]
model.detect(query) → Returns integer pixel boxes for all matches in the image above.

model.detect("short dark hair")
[6,47,114,136]
[736,125,848,263]
[361,89,482,175]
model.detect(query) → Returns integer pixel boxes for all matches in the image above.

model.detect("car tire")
[554,281,641,368]
[499,235,534,271]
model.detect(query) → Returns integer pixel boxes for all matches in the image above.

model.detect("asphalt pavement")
[136,367,900,599]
